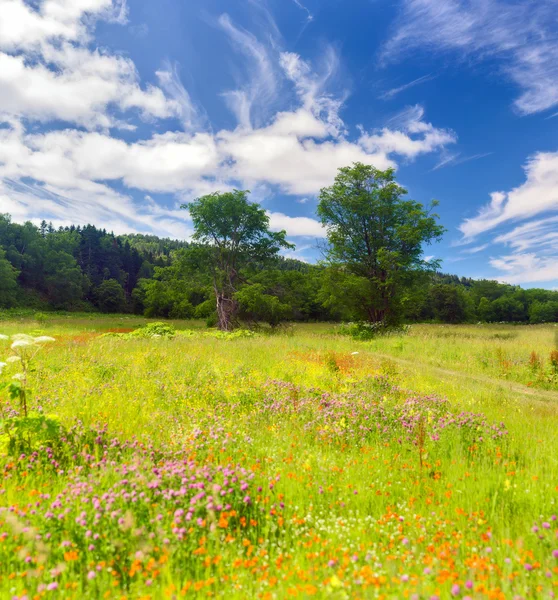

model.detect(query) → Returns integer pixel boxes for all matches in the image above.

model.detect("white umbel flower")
[11,340,34,350]
[11,334,35,342]
[34,336,56,344]
[6,356,21,363]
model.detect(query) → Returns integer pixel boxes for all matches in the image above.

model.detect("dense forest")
[1,213,557,324]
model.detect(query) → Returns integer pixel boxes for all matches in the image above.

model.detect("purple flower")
[46,583,58,591]
[552,550,558,559]
[524,563,533,571]
[87,571,96,580]
[451,584,460,596]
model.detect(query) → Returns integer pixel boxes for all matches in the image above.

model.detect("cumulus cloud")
[384,0,558,115]
[459,152,558,285]
[0,1,456,241]
[0,0,179,128]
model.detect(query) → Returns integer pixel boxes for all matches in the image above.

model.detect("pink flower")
[451,584,460,596]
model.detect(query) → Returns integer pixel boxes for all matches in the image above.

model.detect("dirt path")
[370,351,558,403]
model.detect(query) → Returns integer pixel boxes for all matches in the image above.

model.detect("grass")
[0,316,557,599]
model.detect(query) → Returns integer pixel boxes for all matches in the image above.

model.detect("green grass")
[0,317,557,599]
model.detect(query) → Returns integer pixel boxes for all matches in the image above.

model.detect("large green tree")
[317,163,445,324]
[183,191,293,330]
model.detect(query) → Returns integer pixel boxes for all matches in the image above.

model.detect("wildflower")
[552,550,558,558]
[465,580,473,590]
[87,571,96,580]
[11,340,34,350]
[46,582,58,591]
[524,563,533,571]
[0,334,9,340]
[0,362,6,374]
[6,356,21,363]
[451,584,460,596]
[33,336,55,344]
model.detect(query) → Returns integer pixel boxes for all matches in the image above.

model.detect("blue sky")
[1,0,557,288]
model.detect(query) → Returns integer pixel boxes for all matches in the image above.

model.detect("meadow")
[0,314,557,599]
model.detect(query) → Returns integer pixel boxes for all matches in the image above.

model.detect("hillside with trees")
[1,164,557,326]
[1,211,557,325]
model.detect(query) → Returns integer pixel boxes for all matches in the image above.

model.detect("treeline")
[0,213,557,324]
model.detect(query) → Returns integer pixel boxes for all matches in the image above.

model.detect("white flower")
[11,340,34,350]
[351,352,359,355]
[0,334,9,341]
[6,356,21,363]
[34,336,56,344]
[0,362,6,374]
[12,373,24,380]
[11,334,34,342]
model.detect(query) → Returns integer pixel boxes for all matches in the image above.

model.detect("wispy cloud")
[460,152,558,239]
[378,73,436,100]
[383,0,558,115]
[218,12,279,128]
[291,0,314,22]
[431,151,492,171]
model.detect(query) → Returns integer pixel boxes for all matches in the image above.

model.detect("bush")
[96,279,126,313]
[340,321,410,340]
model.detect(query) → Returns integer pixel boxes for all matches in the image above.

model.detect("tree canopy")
[317,163,445,324]
[183,190,293,330]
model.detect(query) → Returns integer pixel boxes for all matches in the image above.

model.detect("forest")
[1,212,557,325]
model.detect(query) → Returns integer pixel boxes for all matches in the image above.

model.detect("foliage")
[317,163,445,324]
[339,320,411,340]
[234,284,291,327]
[184,191,293,330]
[0,317,556,598]
[95,279,126,313]
[103,321,176,339]
[0,248,19,308]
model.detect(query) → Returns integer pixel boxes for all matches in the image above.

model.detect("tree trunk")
[216,292,237,331]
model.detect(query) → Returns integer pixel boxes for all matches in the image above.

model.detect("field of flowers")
[0,315,557,599]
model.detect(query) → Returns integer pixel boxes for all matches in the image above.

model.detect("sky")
[0,0,557,289]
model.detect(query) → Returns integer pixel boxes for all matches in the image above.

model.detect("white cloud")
[459,152,558,285]
[359,105,455,159]
[460,152,558,238]
[0,0,179,129]
[269,212,325,237]
[218,13,279,129]
[378,74,437,100]
[490,254,558,285]
[493,217,558,253]
[384,0,558,115]
[0,1,456,242]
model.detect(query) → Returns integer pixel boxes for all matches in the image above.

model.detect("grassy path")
[370,349,558,404]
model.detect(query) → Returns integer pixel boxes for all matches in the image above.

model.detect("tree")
[96,279,126,313]
[183,191,293,331]
[429,284,469,323]
[0,248,19,308]
[234,284,291,327]
[317,163,445,324]
[43,250,84,309]
[529,300,558,323]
